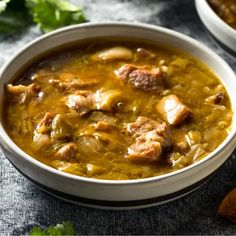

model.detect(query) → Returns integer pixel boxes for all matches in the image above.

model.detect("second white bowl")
[195,0,236,53]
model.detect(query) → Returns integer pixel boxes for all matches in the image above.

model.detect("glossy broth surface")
[4,39,232,180]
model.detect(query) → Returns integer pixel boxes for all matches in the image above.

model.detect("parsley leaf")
[29,221,75,236]
[25,0,87,32]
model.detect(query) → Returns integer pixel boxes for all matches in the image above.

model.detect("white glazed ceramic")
[195,0,236,52]
[0,22,236,210]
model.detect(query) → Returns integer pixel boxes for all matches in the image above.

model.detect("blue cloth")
[1,0,236,234]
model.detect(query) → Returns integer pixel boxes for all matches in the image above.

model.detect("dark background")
[1,0,236,235]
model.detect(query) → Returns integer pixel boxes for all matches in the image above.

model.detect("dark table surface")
[1,0,236,235]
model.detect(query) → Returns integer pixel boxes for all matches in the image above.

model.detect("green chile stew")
[4,39,232,180]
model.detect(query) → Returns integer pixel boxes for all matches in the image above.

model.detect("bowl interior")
[0,22,236,183]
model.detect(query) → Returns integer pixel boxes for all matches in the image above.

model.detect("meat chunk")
[6,83,41,104]
[116,64,137,80]
[66,91,96,116]
[127,116,171,145]
[33,112,74,152]
[127,117,172,149]
[116,64,165,93]
[128,68,163,92]
[33,112,55,150]
[128,139,162,162]
[127,116,159,137]
[56,142,78,160]
[36,112,55,134]
[156,95,192,126]
[66,89,122,115]
[126,117,172,162]
[33,112,72,150]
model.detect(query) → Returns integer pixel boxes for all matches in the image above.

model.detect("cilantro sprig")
[30,221,75,236]
[0,0,86,33]
[26,0,86,32]
[0,0,10,13]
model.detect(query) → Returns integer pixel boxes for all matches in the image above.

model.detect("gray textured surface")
[1,0,236,235]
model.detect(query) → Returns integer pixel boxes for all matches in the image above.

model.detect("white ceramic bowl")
[0,22,236,210]
[195,0,236,53]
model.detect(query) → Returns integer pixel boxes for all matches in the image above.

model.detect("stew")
[208,0,236,30]
[4,39,232,180]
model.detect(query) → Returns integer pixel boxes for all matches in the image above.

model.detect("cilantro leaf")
[6,0,27,11]
[47,226,63,236]
[25,0,87,32]
[29,227,47,236]
[0,0,10,13]
[60,221,75,235]
[0,10,30,34]
[0,0,32,35]
[0,0,86,34]
[29,221,75,236]
[0,0,31,34]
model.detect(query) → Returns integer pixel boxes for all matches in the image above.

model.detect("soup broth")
[4,39,232,180]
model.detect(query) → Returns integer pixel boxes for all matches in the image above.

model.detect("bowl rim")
[196,0,236,36]
[0,21,236,185]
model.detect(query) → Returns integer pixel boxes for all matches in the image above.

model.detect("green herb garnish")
[0,0,86,33]
[30,221,75,236]
[0,0,10,13]
[25,0,86,32]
